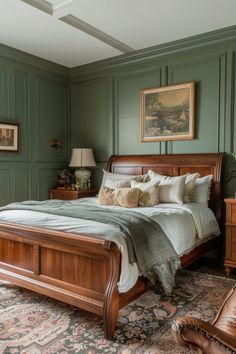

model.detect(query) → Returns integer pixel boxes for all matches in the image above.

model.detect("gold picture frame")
[140,82,195,142]
[0,122,19,152]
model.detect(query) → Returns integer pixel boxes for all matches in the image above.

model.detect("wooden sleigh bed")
[0,153,223,339]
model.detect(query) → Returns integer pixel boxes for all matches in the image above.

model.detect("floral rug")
[0,271,235,354]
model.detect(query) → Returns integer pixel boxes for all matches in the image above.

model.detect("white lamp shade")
[69,148,96,167]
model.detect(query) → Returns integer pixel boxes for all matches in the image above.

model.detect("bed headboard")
[107,153,224,223]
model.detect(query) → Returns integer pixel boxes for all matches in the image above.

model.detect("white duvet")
[0,197,220,293]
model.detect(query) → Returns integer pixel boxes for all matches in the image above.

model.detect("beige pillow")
[131,180,159,206]
[148,170,198,203]
[98,186,140,208]
[148,170,186,204]
[184,173,200,202]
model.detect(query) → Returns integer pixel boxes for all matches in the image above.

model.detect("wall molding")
[70,25,236,77]
[0,43,69,77]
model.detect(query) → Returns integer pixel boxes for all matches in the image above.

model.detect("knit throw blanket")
[0,200,181,293]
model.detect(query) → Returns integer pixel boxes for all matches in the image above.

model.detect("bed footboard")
[0,222,121,339]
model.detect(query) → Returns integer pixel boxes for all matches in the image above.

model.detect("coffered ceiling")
[1,0,236,68]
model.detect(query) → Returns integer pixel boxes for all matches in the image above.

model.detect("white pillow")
[189,175,213,206]
[101,170,149,188]
[148,170,199,203]
[148,170,186,204]
[131,180,160,207]
[101,170,137,188]
[104,178,132,189]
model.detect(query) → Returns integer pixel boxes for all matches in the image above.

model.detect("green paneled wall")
[1,26,236,204]
[70,30,236,194]
[0,44,69,206]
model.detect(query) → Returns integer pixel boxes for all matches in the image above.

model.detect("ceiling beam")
[52,0,86,17]
[60,14,133,53]
[21,0,53,15]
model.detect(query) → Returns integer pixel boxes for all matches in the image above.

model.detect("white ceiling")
[0,0,236,68]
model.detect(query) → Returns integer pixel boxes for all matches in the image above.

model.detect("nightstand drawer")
[49,190,78,200]
[224,197,236,275]
[49,189,97,200]
[231,204,236,224]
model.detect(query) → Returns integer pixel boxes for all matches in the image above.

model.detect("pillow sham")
[183,173,200,202]
[148,170,186,204]
[131,180,160,207]
[101,169,150,188]
[104,178,132,189]
[98,186,140,208]
[148,170,199,203]
[189,175,213,206]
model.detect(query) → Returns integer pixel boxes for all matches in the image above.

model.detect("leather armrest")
[172,316,236,354]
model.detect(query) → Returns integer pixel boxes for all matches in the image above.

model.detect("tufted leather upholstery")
[172,285,236,354]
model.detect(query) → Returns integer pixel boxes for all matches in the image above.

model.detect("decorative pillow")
[148,170,199,203]
[101,169,149,188]
[98,186,140,208]
[104,178,131,189]
[184,173,200,202]
[131,180,159,206]
[148,170,186,204]
[189,175,213,206]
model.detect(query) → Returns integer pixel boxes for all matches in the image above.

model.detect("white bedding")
[0,197,220,293]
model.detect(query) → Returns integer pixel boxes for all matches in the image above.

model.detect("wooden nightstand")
[224,197,236,276]
[49,189,97,200]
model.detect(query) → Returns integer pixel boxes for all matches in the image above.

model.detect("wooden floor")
[187,257,236,280]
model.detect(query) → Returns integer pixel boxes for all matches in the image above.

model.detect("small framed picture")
[0,122,19,152]
[140,82,195,142]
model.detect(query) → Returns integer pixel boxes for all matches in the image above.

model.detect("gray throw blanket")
[0,200,181,293]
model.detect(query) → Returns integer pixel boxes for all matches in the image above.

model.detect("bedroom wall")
[0,44,69,206]
[69,26,236,196]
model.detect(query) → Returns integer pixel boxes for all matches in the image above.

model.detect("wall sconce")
[50,138,63,150]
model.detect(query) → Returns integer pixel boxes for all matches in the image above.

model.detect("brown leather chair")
[172,285,236,354]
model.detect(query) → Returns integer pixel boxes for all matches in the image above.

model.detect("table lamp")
[69,148,96,189]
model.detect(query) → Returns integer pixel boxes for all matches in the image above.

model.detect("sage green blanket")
[0,200,180,293]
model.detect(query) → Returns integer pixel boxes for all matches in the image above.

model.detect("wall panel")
[13,69,29,160]
[113,67,162,154]
[0,48,69,206]
[167,54,225,153]
[71,77,109,162]
[33,76,68,162]
[0,64,8,119]
[15,167,30,202]
[0,169,11,205]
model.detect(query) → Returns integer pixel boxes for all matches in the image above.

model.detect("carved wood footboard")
[0,222,124,339]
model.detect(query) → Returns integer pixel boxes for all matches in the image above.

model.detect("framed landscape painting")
[140,82,195,142]
[0,122,19,152]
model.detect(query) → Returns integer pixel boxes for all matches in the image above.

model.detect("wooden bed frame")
[0,153,223,339]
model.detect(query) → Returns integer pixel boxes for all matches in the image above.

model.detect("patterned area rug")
[0,271,235,354]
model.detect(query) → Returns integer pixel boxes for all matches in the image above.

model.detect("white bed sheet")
[0,198,220,293]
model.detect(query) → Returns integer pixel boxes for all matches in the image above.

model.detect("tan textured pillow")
[98,186,140,208]
[131,180,159,206]
[98,186,116,205]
